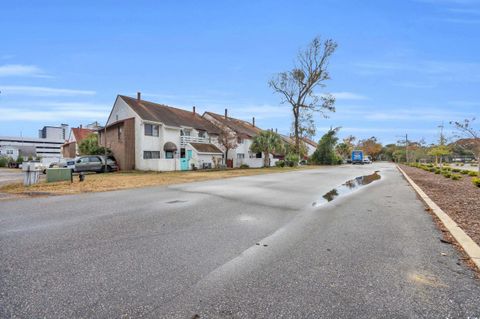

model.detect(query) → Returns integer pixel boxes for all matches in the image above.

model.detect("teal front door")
[180,158,189,170]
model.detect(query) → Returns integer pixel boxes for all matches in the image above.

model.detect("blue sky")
[1,0,479,144]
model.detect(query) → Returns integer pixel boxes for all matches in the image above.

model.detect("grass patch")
[0,166,319,196]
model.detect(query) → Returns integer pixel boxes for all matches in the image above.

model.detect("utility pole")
[405,133,409,163]
[104,125,108,172]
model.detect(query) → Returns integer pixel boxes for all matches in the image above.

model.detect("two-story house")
[203,110,271,168]
[99,93,223,171]
[62,126,96,158]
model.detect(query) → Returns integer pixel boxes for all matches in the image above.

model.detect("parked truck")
[351,150,364,165]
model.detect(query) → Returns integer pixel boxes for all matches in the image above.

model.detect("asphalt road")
[1,163,479,318]
[0,168,23,186]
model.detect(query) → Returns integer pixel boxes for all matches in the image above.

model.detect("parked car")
[48,159,76,173]
[74,155,118,173]
[362,157,372,164]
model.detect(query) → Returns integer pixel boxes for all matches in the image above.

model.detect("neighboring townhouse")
[203,110,271,168]
[302,137,318,158]
[62,126,96,158]
[98,93,223,171]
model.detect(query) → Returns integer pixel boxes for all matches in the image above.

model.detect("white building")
[99,93,223,171]
[38,124,69,140]
[203,111,270,168]
[0,136,64,164]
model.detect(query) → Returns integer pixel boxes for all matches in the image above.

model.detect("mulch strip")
[400,165,480,248]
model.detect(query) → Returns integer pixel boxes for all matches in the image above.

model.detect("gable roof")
[119,95,220,134]
[203,111,262,138]
[71,128,94,142]
[302,137,318,148]
[189,142,223,154]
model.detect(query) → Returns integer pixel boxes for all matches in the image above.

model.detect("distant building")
[0,136,63,164]
[62,126,96,158]
[0,145,36,160]
[38,124,69,140]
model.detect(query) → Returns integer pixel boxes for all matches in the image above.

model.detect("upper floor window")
[145,124,159,136]
[118,126,123,141]
[198,131,206,138]
[237,137,243,144]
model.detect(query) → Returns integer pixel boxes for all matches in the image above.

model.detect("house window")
[198,131,205,138]
[184,129,191,136]
[144,124,159,136]
[237,153,245,159]
[116,115,119,121]
[256,152,262,158]
[237,137,243,144]
[118,126,123,141]
[165,151,174,159]
[143,151,160,159]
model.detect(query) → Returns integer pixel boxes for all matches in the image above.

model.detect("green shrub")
[275,160,285,168]
[239,164,250,169]
[472,177,480,187]
[442,172,452,178]
[285,153,299,167]
[429,167,436,172]
[460,163,464,166]
[434,169,441,174]
[451,174,462,180]
[461,170,470,175]
[0,157,8,167]
[468,171,479,177]
[452,168,461,173]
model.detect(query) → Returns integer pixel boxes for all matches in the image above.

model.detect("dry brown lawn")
[0,166,318,196]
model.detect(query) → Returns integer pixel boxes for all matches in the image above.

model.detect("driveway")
[0,163,479,318]
[0,168,23,186]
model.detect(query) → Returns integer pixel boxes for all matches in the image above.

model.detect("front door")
[180,158,189,170]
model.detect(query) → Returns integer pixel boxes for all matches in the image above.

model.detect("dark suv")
[74,155,118,173]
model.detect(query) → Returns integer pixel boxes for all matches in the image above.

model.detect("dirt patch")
[0,166,317,196]
[400,165,480,248]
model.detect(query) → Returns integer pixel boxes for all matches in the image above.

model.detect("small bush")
[0,157,8,167]
[434,169,441,174]
[468,171,479,177]
[239,164,250,169]
[472,177,480,187]
[451,174,462,180]
[461,170,470,175]
[452,168,461,173]
[442,172,452,178]
[429,167,436,172]
[275,160,285,168]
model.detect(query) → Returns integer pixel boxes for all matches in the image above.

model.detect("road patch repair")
[398,165,480,271]
[312,170,381,207]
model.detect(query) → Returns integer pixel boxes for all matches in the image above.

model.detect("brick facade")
[99,118,135,170]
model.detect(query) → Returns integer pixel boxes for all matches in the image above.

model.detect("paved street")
[0,168,23,186]
[1,163,479,318]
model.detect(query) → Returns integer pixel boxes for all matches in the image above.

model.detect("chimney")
[193,106,196,115]
[252,117,255,127]
[224,108,228,119]
[137,92,141,101]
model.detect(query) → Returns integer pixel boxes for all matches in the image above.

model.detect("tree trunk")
[225,148,229,165]
[293,106,299,155]
[263,151,269,167]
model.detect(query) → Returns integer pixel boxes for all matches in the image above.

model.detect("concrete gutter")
[397,165,480,271]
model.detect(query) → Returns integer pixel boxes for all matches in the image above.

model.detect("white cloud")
[0,106,108,122]
[0,85,96,96]
[0,64,50,78]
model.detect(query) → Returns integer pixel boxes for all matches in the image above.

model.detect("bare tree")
[269,36,337,154]
[451,118,480,174]
[217,125,238,167]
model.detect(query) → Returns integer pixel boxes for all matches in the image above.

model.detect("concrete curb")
[397,165,480,271]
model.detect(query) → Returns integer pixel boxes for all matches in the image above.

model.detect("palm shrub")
[250,130,285,167]
[472,177,480,187]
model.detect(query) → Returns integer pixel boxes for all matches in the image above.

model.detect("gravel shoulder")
[400,164,480,247]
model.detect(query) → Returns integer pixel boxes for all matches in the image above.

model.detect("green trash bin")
[46,168,72,183]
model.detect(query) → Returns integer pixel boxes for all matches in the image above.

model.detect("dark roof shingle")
[203,112,261,138]
[120,95,220,134]
[189,143,223,154]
